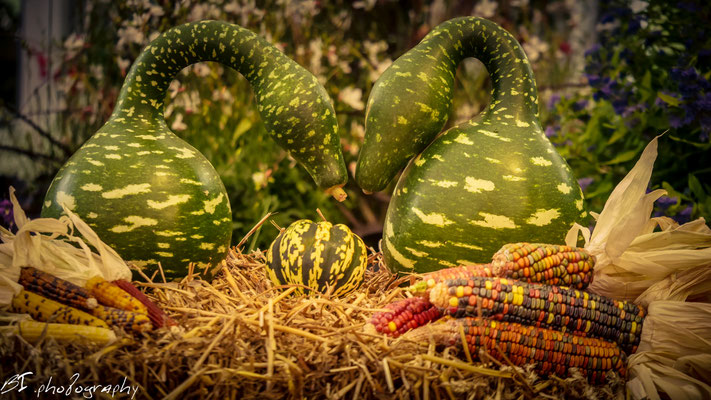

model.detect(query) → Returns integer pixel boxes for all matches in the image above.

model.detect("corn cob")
[91,305,152,333]
[8,320,116,345]
[19,267,98,310]
[410,264,495,293]
[112,279,177,328]
[10,290,109,328]
[369,297,442,337]
[411,317,626,384]
[85,276,147,314]
[418,275,645,354]
[491,243,595,289]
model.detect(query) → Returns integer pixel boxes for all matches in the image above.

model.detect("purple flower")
[656,195,677,209]
[673,205,693,224]
[548,94,561,109]
[573,99,588,111]
[544,125,557,138]
[0,199,13,229]
[578,177,594,191]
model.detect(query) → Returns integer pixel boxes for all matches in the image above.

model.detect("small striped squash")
[266,220,368,297]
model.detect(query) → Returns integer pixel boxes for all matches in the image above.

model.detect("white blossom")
[339,86,364,110]
[171,113,187,131]
[473,0,498,18]
[522,35,549,62]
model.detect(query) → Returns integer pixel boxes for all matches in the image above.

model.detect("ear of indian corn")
[10,290,109,328]
[91,305,152,333]
[19,267,98,310]
[10,320,116,345]
[426,275,645,354]
[112,279,176,328]
[369,296,442,337]
[409,264,495,294]
[491,243,595,289]
[85,276,147,314]
[436,317,626,384]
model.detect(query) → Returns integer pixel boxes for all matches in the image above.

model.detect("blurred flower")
[656,195,677,209]
[578,177,594,191]
[339,86,364,110]
[0,199,13,230]
[353,0,376,11]
[673,205,693,224]
[629,0,648,13]
[171,113,187,131]
[544,125,557,138]
[116,25,144,49]
[547,93,561,109]
[522,35,549,62]
[558,41,572,56]
[473,0,498,18]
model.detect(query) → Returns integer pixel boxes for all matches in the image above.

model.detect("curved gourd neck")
[424,17,539,120]
[112,20,273,121]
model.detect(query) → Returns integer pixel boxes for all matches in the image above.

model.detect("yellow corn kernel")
[12,321,116,345]
[11,290,108,328]
[85,276,147,314]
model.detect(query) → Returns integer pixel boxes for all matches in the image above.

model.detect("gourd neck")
[424,17,539,120]
[112,20,275,121]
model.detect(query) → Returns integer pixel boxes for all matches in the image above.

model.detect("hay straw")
[0,246,625,399]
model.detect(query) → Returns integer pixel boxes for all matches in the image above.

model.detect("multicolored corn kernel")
[12,321,117,345]
[19,267,98,310]
[409,264,495,294]
[428,276,645,354]
[91,305,152,333]
[491,243,595,289]
[370,297,442,337]
[85,276,147,314]
[112,279,176,328]
[10,290,109,328]
[447,317,626,384]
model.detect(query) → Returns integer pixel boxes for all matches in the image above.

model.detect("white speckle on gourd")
[478,129,512,142]
[156,251,173,258]
[531,156,552,166]
[147,194,191,210]
[412,207,454,227]
[156,230,184,237]
[101,183,152,199]
[418,240,444,248]
[203,193,225,214]
[575,198,584,211]
[470,212,517,229]
[557,183,572,194]
[80,183,103,192]
[454,134,474,145]
[110,215,159,233]
[384,237,415,270]
[485,157,501,164]
[87,212,98,219]
[55,191,76,210]
[405,247,428,258]
[525,208,561,226]
[157,243,171,249]
[503,175,526,182]
[170,147,196,159]
[180,178,202,186]
[451,241,484,251]
[431,180,458,188]
[464,177,495,193]
[86,159,104,166]
[199,242,215,250]
[515,120,530,127]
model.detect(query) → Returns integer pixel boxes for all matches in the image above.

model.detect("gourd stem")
[427,17,539,119]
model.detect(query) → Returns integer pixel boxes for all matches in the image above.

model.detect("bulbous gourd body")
[357,17,586,273]
[266,219,368,297]
[42,21,347,279]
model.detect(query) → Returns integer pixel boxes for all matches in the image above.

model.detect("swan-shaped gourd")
[42,21,348,279]
[356,17,586,273]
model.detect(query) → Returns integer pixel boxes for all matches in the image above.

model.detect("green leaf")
[688,174,708,202]
[657,92,681,107]
[604,149,640,165]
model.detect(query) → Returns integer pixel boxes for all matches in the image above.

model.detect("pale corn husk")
[565,136,711,303]
[626,301,711,400]
[564,136,711,399]
[0,187,131,306]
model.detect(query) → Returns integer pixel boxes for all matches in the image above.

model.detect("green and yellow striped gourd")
[356,17,586,273]
[41,21,348,279]
[266,219,368,297]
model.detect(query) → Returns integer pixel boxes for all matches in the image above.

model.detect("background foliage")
[1,0,709,250]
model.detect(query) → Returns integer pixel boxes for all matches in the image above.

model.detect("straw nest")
[1,248,625,399]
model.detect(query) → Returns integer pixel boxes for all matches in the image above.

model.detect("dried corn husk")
[565,136,711,303]
[0,187,131,306]
[565,136,711,399]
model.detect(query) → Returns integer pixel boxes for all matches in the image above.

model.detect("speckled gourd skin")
[357,17,586,273]
[266,220,368,297]
[41,21,347,279]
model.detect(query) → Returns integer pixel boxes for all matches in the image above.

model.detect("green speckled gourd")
[356,17,586,273]
[266,219,368,297]
[41,21,348,279]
